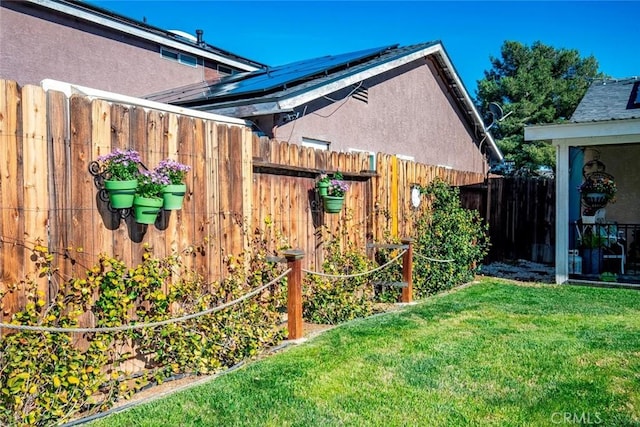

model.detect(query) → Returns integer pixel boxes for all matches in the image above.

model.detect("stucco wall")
[585,144,640,225]
[0,3,220,96]
[270,58,488,174]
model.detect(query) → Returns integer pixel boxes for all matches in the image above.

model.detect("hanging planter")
[323,195,345,213]
[103,179,138,209]
[316,180,330,197]
[132,195,163,224]
[583,192,608,206]
[162,183,187,210]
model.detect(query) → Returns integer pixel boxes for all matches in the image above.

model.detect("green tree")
[476,40,604,173]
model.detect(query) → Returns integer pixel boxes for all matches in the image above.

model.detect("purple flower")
[98,149,142,181]
[155,159,191,185]
[136,170,169,198]
[327,173,349,197]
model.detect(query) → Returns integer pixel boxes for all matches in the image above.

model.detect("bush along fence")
[0,180,488,425]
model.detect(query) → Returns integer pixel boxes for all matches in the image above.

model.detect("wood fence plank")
[217,125,232,264]
[206,121,221,283]
[22,85,48,299]
[0,79,23,322]
[147,110,169,267]
[128,106,147,264]
[109,103,132,264]
[91,99,113,267]
[241,127,253,253]
[47,89,71,291]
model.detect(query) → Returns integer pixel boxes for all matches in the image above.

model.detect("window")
[396,154,415,161]
[301,137,330,151]
[161,47,198,67]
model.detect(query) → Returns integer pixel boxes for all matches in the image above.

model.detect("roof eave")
[525,118,640,142]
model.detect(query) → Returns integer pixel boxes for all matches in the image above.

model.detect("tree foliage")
[476,40,604,173]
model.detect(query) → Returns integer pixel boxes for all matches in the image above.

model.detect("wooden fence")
[0,79,485,323]
[481,176,555,263]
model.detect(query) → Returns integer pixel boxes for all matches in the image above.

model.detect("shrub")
[0,224,288,426]
[412,179,490,297]
[302,224,377,324]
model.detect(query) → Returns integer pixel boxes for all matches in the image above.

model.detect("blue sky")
[90,1,639,97]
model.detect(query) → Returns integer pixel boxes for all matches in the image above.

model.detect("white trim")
[25,0,259,72]
[555,144,570,284]
[525,119,640,142]
[301,137,330,151]
[40,79,250,126]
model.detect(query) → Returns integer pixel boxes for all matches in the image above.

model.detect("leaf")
[67,376,80,385]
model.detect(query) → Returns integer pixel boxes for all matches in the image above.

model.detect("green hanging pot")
[133,195,163,224]
[323,195,345,213]
[104,179,138,209]
[162,183,187,210]
[316,181,329,197]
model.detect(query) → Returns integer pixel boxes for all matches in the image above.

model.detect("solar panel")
[206,45,397,98]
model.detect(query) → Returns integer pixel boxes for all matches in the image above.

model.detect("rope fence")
[0,268,291,334]
[301,249,407,279]
[1,237,458,341]
[414,253,455,263]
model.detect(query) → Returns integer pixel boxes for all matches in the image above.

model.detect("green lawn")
[90,279,640,426]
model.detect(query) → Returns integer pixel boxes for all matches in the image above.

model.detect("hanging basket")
[583,192,607,206]
[162,183,187,210]
[104,179,138,209]
[133,195,163,224]
[323,195,345,213]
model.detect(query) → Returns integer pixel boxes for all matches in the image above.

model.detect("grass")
[89,279,640,426]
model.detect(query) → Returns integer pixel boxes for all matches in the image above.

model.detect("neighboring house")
[148,43,503,174]
[0,0,263,96]
[525,77,640,285]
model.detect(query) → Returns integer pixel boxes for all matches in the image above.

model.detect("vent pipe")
[196,29,204,46]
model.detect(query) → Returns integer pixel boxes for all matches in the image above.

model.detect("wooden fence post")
[401,238,414,303]
[283,249,304,340]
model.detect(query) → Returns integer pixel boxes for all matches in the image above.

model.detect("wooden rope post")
[401,238,414,303]
[283,249,304,340]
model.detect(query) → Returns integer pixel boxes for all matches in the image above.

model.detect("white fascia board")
[41,79,250,126]
[434,49,503,163]
[203,102,292,117]
[26,0,259,72]
[525,119,640,142]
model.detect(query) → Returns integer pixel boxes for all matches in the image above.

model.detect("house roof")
[23,0,264,72]
[571,77,640,122]
[147,42,503,162]
[524,76,640,144]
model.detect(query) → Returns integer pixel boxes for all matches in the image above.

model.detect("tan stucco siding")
[273,58,488,174]
[0,4,220,96]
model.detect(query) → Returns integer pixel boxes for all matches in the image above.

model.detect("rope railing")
[0,268,291,334]
[301,249,407,279]
[414,252,455,263]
